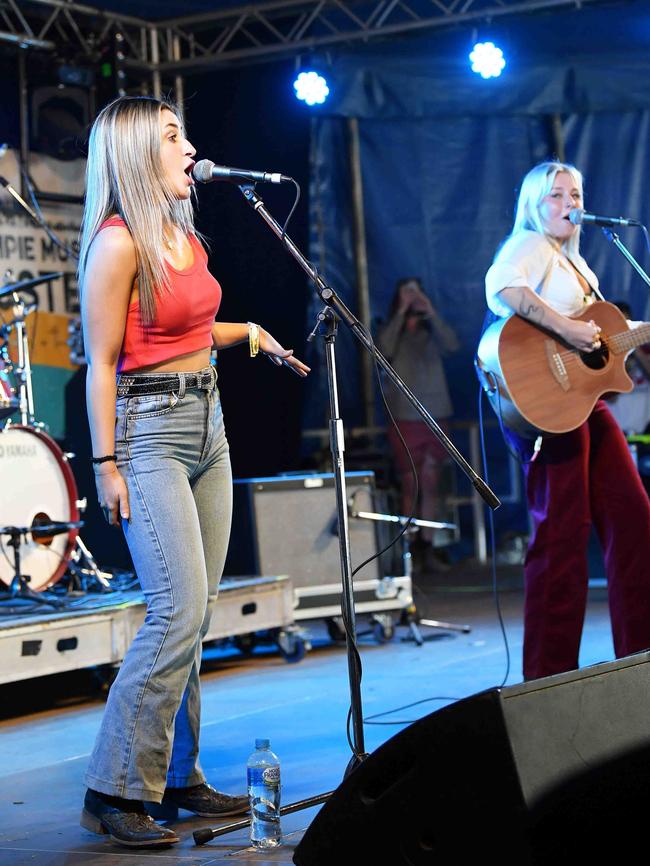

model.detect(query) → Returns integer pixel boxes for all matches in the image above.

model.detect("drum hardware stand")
[347,500,471,644]
[188,177,500,845]
[67,536,113,591]
[0,522,83,607]
[0,327,20,419]
[51,471,112,592]
[12,292,36,426]
[1,272,108,596]
[0,272,63,427]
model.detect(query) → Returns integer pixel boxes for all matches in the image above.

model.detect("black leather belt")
[116,366,216,397]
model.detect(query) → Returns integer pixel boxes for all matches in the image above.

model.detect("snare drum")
[0,426,80,590]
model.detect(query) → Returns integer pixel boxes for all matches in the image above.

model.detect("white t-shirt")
[485,230,599,318]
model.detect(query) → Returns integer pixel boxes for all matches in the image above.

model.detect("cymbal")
[0,272,63,302]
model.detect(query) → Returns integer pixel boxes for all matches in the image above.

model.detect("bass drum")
[0,425,80,591]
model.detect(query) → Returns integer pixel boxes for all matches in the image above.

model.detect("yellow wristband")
[248,321,260,358]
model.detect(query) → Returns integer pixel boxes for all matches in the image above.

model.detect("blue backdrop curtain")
[303,8,650,460]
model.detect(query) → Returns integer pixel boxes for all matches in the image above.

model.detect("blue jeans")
[85,367,232,802]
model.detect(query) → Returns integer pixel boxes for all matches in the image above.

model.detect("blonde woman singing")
[485,161,650,682]
[78,95,309,848]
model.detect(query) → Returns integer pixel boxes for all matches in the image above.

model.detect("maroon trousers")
[520,401,650,681]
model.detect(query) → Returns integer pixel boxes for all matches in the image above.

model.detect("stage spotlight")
[469,42,506,79]
[293,70,330,105]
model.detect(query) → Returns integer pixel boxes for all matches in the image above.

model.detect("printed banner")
[0,148,84,438]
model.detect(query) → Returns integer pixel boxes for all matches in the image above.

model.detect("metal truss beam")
[0,0,148,57]
[2,0,616,72]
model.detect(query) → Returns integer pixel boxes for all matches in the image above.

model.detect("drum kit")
[0,273,108,605]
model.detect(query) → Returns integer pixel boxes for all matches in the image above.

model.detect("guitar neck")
[610,322,650,354]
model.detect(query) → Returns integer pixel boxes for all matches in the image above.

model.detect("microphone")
[192,159,291,185]
[31,520,84,539]
[569,208,640,228]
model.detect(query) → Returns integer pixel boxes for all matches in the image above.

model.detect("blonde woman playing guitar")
[482,161,650,683]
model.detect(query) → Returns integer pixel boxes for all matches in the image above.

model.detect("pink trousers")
[520,401,650,681]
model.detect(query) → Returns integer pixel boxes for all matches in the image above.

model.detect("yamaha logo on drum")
[0,442,38,458]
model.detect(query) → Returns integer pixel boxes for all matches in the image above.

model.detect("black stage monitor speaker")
[293,651,650,865]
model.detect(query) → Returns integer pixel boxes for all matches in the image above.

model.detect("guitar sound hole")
[579,345,609,370]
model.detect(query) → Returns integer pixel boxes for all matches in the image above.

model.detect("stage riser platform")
[0,576,294,685]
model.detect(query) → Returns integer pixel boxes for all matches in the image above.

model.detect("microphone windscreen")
[192,159,215,183]
[569,208,584,225]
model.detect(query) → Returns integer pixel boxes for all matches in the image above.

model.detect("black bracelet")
[92,454,117,465]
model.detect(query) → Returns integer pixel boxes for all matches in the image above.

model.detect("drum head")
[0,426,79,591]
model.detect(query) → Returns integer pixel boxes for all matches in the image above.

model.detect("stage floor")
[0,567,615,865]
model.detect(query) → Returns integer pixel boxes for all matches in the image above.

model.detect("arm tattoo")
[518,298,545,324]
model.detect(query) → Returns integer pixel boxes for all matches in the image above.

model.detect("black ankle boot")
[81,788,180,848]
[157,783,249,819]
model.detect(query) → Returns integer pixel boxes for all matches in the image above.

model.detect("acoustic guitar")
[476,301,650,436]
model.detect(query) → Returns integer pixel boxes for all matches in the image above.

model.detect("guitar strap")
[566,254,606,303]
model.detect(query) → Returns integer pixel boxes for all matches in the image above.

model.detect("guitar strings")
[553,336,613,362]
[552,325,650,362]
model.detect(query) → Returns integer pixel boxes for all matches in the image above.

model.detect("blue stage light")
[469,42,506,79]
[293,70,330,105]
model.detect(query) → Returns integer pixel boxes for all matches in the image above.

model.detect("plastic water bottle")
[247,738,282,848]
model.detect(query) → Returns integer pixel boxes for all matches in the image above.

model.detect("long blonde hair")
[78,95,195,325]
[512,160,584,260]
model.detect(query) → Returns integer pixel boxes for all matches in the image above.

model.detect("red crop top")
[97,216,222,373]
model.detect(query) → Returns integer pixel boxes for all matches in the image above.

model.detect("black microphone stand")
[0,523,81,608]
[193,181,500,847]
[601,227,650,291]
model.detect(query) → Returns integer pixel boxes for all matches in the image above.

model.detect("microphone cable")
[477,381,511,690]
[362,381,515,730]
[281,179,301,242]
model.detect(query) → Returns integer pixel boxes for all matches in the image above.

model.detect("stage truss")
[2,0,622,76]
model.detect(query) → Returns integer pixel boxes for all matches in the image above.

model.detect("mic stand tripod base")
[3,575,66,609]
[400,609,472,646]
[2,578,66,609]
[0,526,66,608]
[192,791,335,846]
[399,526,471,645]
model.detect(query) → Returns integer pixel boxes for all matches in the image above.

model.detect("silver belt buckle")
[117,375,135,397]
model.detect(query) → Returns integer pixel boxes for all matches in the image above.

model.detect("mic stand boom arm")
[237,183,500,510]
[602,227,650,291]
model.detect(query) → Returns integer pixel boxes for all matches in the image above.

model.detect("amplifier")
[223,471,411,620]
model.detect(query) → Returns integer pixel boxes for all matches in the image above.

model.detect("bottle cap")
[255,738,270,749]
